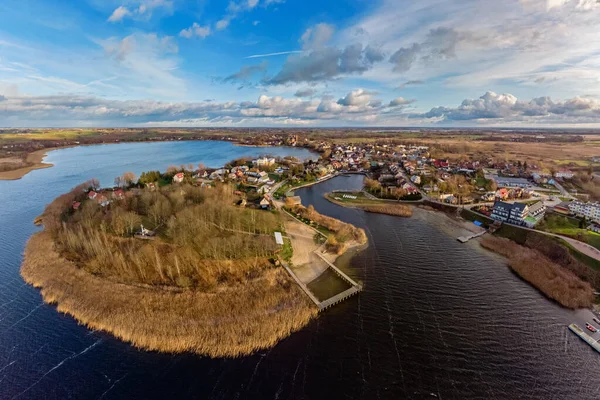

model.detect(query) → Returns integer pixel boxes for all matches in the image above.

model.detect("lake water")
[0,142,599,399]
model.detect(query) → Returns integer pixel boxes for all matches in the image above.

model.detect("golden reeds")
[22,232,317,357]
[361,205,413,217]
[21,182,320,357]
[481,235,594,309]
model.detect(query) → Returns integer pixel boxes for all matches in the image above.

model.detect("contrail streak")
[245,50,303,59]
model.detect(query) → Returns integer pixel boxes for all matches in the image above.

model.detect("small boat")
[586,322,598,333]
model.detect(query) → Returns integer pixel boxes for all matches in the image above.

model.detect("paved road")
[268,178,288,197]
[553,179,576,200]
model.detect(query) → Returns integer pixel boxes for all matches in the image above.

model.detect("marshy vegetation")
[325,192,413,218]
[361,205,413,218]
[23,178,318,357]
[480,235,594,309]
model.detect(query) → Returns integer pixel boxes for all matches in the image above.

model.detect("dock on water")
[457,230,486,243]
[313,251,362,311]
[279,207,362,312]
[280,257,362,312]
[569,323,600,353]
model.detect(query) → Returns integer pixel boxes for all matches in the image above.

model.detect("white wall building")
[253,157,276,167]
[569,201,600,223]
[555,169,574,179]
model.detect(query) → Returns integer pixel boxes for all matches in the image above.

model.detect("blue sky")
[1,0,600,127]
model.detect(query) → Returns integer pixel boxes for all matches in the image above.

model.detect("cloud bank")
[0,90,598,127]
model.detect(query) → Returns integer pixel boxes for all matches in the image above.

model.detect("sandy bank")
[283,212,365,284]
[0,148,56,180]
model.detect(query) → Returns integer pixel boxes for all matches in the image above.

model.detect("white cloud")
[264,24,385,85]
[108,6,131,22]
[1,89,600,127]
[108,1,172,22]
[389,97,414,106]
[300,23,335,50]
[215,0,283,31]
[337,89,376,106]
[216,19,230,30]
[180,23,211,39]
[334,0,600,97]
[99,33,184,98]
[0,90,394,126]
[416,91,600,124]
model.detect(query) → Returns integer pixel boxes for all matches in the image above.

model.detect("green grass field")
[539,214,600,251]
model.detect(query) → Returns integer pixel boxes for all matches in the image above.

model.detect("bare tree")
[122,172,137,186]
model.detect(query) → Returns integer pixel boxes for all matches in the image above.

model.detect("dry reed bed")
[291,204,367,244]
[480,235,594,309]
[22,232,317,357]
[361,205,413,218]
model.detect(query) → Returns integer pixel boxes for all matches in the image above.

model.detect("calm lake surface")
[1,141,599,399]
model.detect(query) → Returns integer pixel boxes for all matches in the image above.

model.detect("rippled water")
[0,142,599,399]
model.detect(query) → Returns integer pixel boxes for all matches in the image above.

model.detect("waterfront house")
[588,223,600,234]
[528,201,546,218]
[494,176,531,188]
[260,196,271,209]
[555,169,574,179]
[173,172,184,183]
[193,170,208,179]
[490,201,529,225]
[112,189,125,200]
[410,175,421,185]
[253,157,276,167]
[97,194,110,207]
[496,188,509,200]
[569,201,600,223]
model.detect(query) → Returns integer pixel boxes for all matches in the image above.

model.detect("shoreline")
[0,140,318,181]
[21,230,317,358]
[0,147,57,180]
[281,206,367,284]
[20,177,368,357]
[324,192,414,218]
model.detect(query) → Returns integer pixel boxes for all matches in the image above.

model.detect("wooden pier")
[314,252,360,287]
[313,251,362,311]
[569,323,600,353]
[318,286,361,310]
[279,201,362,312]
[457,230,487,243]
[280,261,321,307]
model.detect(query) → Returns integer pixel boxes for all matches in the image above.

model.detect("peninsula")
[22,167,366,357]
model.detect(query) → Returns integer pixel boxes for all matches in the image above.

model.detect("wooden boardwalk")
[280,261,321,307]
[314,252,360,287]
[457,230,486,243]
[279,199,362,312]
[318,286,361,310]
